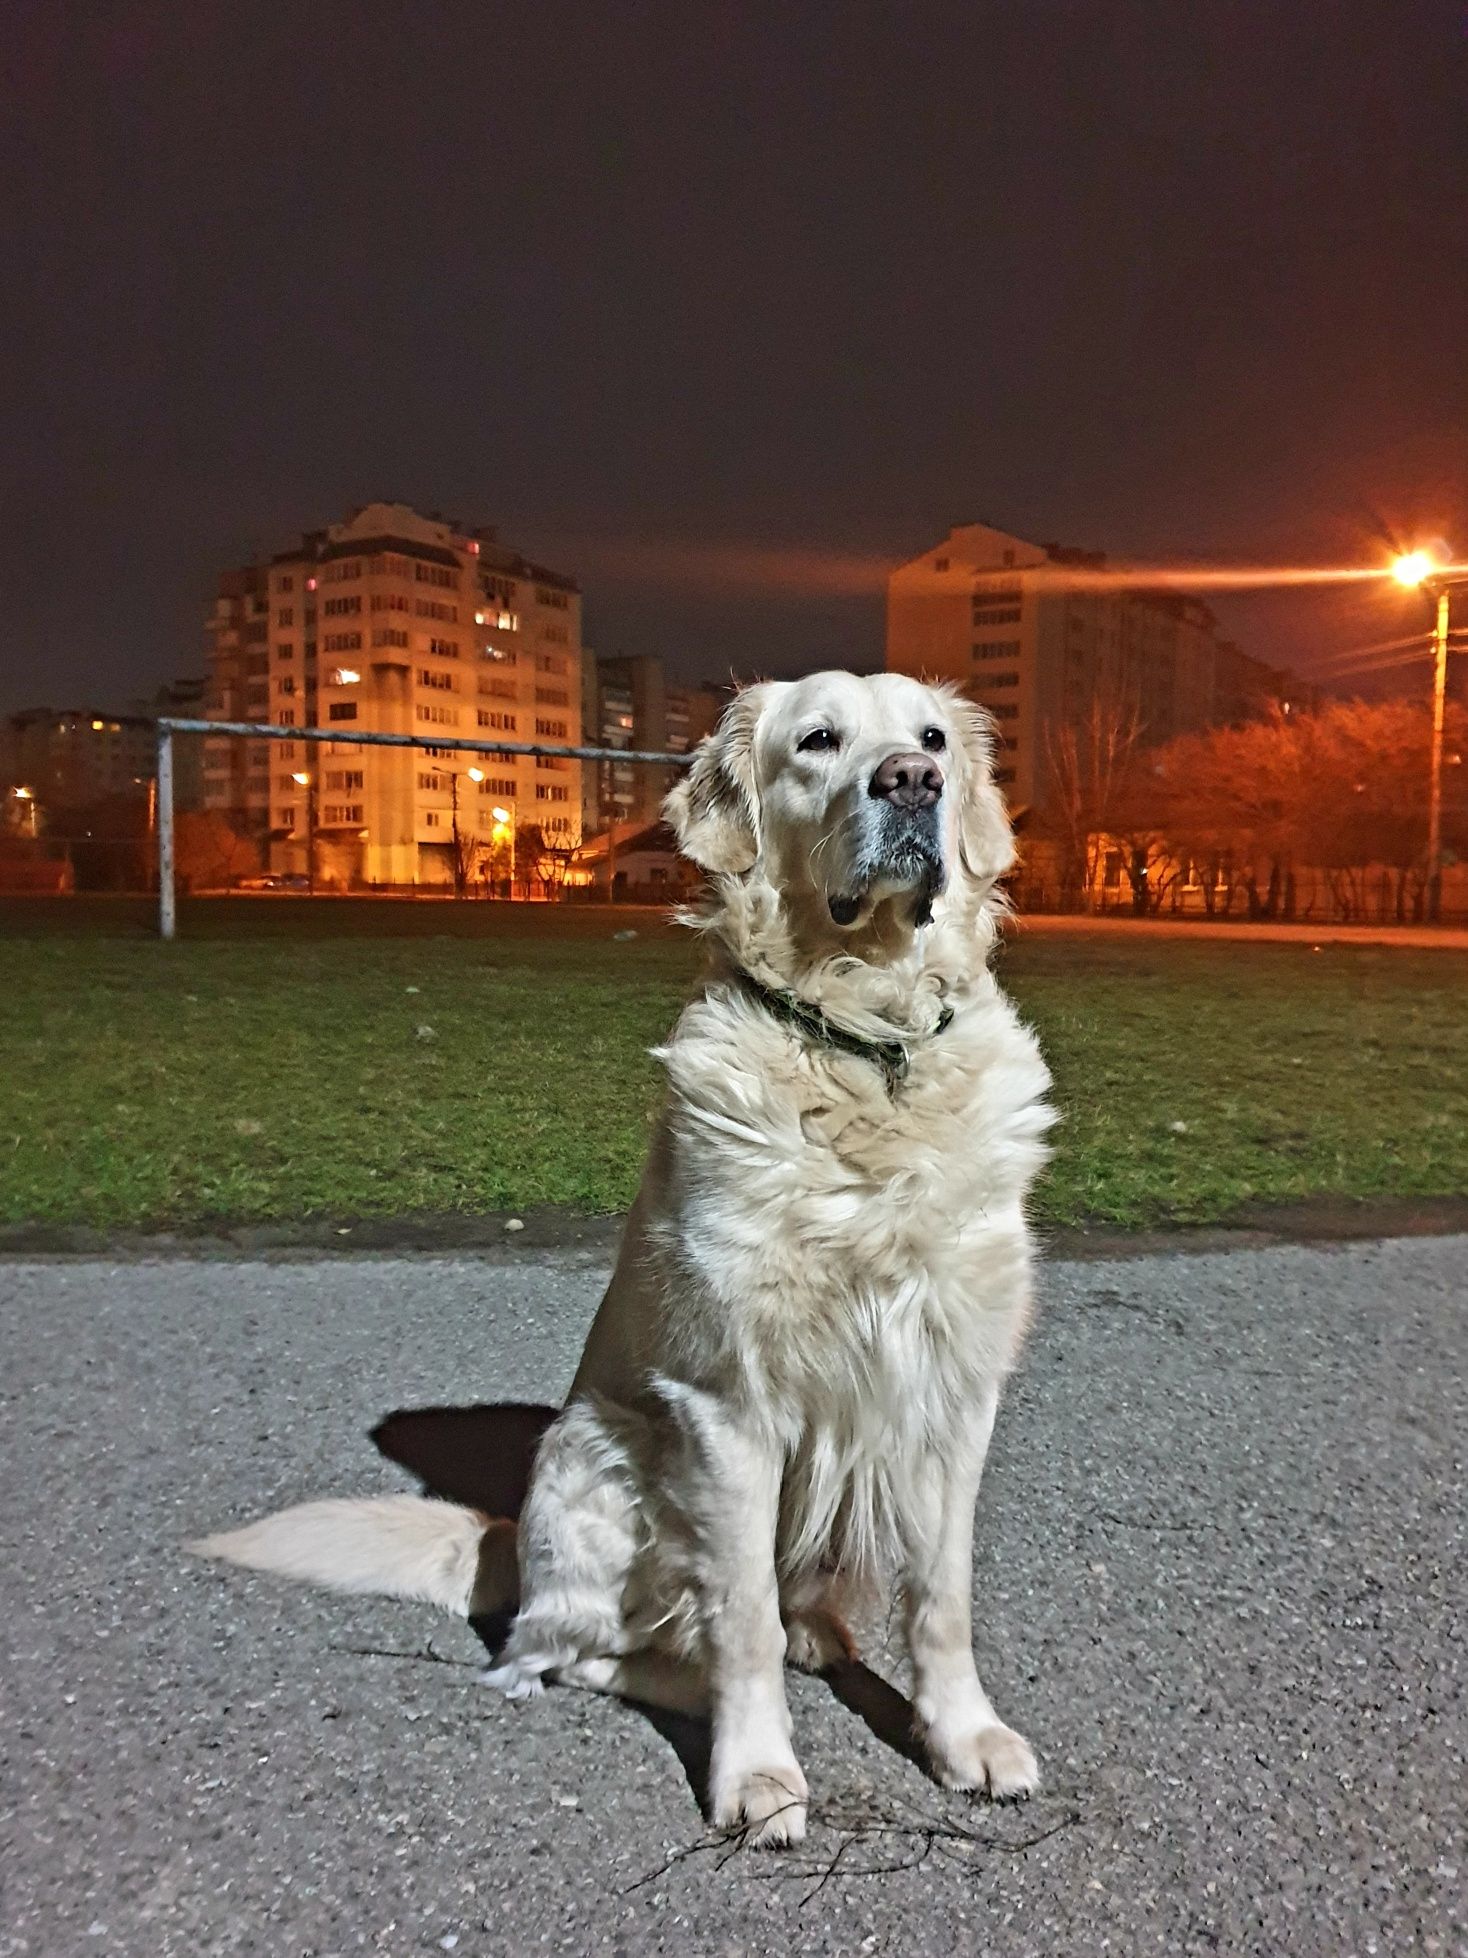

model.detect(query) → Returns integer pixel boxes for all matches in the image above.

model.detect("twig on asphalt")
[1096,1509,1213,1533]
[620,1831,737,1893]
[624,1794,1093,1898]
[330,1640,480,1669]
[620,1796,816,1893]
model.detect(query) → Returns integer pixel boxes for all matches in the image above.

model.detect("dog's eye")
[921,727,947,753]
[797,727,841,754]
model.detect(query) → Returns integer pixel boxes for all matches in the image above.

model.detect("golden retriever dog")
[192,671,1055,1848]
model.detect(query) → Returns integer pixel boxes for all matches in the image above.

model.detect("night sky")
[4,0,1466,716]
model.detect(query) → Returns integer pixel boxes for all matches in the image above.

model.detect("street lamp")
[1390,550,1435,589]
[1390,549,1465,922]
[488,802,516,900]
[448,766,486,898]
[12,786,37,838]
[291,771,316,894]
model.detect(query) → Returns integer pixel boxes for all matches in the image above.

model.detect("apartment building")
[2,708,156,807]
[579,653,723,837]
[887,522,1228,811]
[1213,641,1318,726]
[203,502,583,886]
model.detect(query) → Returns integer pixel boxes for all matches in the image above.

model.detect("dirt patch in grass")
[5,1193,1468,1262]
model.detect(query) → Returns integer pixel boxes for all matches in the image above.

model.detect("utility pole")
[1390,553,1464,926]
[1426,586,1451,925]
[292,770,316,894]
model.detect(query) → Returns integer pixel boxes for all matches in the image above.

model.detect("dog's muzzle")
[828,761,948,926]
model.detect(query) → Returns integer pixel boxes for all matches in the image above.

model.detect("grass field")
[1,897,1465,1232]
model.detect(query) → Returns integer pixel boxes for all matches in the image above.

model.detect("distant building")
[129,676,210,812]
[1212,642,1318,726]
[579,653,722,838]
[203,501,583,886]
[888,522,1258,810]
[1,707,154,809]
[151,674,209,719]
[574,819,698,902]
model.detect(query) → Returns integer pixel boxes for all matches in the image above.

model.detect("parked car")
[234,872,312,893]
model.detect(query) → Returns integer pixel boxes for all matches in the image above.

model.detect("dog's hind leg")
[781,1568,860,1673]
[558,1651,709,1716]
[784,1603,859,1673]
[479,1399,644,1701]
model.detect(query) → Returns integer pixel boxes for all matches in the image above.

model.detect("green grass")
[1,899,1465,1231]
[1008,936,1468,1224]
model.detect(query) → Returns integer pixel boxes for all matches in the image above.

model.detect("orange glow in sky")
[577,537,1468,601]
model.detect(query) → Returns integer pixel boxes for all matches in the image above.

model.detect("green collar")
[734,968,954,1095]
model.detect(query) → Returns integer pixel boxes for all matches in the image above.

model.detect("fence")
[154,717,690,940]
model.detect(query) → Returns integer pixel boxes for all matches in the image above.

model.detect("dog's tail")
[186,1496,518,1618]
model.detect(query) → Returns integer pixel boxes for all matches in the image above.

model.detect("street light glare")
[1391,550,1435,588]
[467,767,485,782]
[491,806,511,824]
[292,771,311,786]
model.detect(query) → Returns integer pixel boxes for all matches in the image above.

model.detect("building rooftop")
[256,503,580,591]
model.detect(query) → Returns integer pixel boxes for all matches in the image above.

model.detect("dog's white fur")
[192,671,1055,1848]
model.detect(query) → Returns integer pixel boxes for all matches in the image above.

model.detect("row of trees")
[2,798,266,893]
[449,819,577,900]
[3,794,582,898]
[1036,697,1468,921]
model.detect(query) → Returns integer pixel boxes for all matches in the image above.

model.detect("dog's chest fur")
[655,979,1054,1425]
[637,978,1053,1583]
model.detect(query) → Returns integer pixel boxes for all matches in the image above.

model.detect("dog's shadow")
[371,1401,927,1810]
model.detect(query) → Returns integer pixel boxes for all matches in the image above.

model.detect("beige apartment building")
[204,502,582,886]
[887,522,1236,812]
[579,653,723,838]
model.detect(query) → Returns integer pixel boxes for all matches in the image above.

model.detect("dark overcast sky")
[3,0,1466,714]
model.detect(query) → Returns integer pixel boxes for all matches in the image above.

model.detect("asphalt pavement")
[1,1236,1462,1957]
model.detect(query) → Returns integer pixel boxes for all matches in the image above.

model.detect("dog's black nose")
[868,751,943,809]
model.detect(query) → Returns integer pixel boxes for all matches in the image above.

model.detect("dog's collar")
[733,968,954,1095]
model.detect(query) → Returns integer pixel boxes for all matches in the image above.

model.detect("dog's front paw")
[925,1721,1039,1801]
[709,1759,809,1848]
[477,1659,545,1702]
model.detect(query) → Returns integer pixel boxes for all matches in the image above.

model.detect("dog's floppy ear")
[664,685,770,874]
[950,693,1016,889]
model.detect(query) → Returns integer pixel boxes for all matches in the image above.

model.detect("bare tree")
[174,810,264,893]
[451,821,485,900]
[1144,698,1468,923]
[1041,686,1147,909]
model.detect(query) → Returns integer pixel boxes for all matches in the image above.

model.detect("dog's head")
[665,672,1013,938]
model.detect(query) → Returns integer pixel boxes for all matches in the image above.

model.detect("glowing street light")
[467,766,485,783]
[1391,550,1435,588]
[291,771,310,786]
